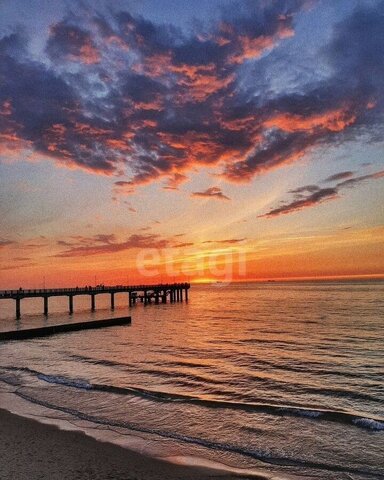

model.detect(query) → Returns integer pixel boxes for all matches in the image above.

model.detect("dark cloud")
[0,262,37,271]
[114,181,135,195]
[93,234,116,243]
[328,2,384,96]
[260,169,384,218]
[0,1,306,183]
[191,186,230,201]
[336,170,384,189]
[24,243,49,248]
[0,33,117,173]
[220,1,384,182]
[54,233,188,257]
[260,187,338,218]
[1,1,383,190]
[174,242,195,248]
[0,239,15,248]
[323,171,354,183]
[57,240,73,246]
[57,234,116,247]
[46,21,100,64]
[202,238,246,244]
[290,184,320,194]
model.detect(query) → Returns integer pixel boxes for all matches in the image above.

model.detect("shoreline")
[0,408,268,480]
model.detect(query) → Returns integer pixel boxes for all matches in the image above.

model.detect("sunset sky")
[0,0,383,288]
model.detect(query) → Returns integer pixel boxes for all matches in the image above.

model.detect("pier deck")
[0,283,190,319]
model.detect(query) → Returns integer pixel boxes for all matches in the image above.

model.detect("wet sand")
[0,408,259,480]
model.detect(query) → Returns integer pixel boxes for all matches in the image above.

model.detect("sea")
[0,281,383,480]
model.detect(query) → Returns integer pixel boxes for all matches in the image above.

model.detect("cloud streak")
[191,186,230,201]
[323,171,354,183]
[54,233,193,257]
[260,170,384,218]
[202,238,246,245]
[0,239,15,249]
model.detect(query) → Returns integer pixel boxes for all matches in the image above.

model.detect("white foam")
[278,407,322,418]
[38,374,92,390]
[353,418,384,431]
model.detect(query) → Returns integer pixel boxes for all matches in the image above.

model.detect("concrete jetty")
[0,316,132,341]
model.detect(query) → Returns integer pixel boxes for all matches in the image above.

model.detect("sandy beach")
[0,408,258,480]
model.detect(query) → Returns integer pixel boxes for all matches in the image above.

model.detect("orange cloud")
[170,63,234,102]
[73,123,112,136]
[0,132,32,157]
[164,172,188,190]
[134,52,173,78]
[76,43,101,64]
[229,24,294,64]
[264,108,357,133]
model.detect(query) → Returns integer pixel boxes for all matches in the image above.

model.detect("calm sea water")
[0,282,383,479]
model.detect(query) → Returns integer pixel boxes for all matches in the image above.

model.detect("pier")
[0,316,132,341]
[0,283,190,319]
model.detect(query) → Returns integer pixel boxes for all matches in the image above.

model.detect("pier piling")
[111,293,115,310]
[44,296,49,316]
[16,298,21,319]
[69,295,73,314]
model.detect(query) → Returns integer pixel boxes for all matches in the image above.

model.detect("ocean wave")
[69,352,383,385]
[39,378,384,432]
[11,389,382,479]
[69,356,383,405]
[1,365,383,433]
